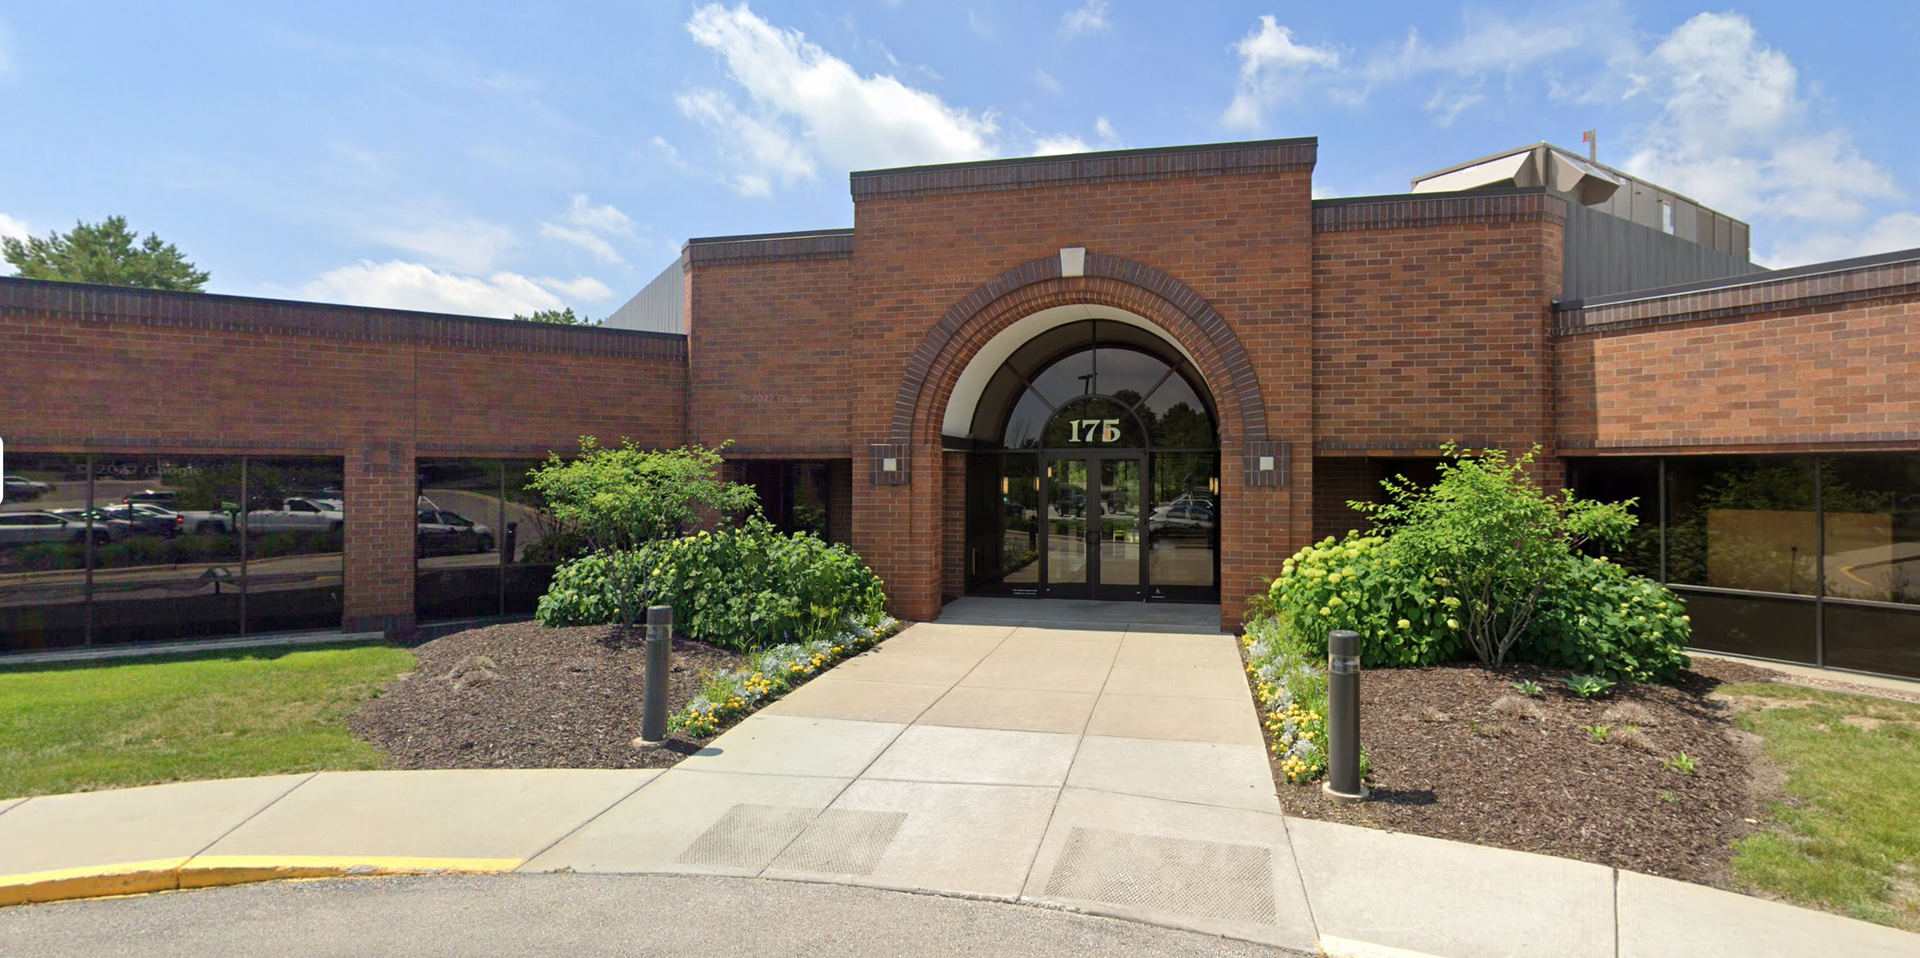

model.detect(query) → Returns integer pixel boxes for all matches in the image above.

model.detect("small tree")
[3,216,209,291]
[1352,444,1636,667]
[513,307,598,326]
[525,439,758,632]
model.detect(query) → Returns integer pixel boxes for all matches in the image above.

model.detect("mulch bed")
[351,621,744,770]
[1261,654,1788,885]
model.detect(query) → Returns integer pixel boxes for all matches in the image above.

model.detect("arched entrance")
[959,319,1220,602]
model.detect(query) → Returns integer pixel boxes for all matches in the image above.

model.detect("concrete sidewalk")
[3,607,1917,958]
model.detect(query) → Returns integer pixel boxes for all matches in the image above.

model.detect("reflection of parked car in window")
[416,510,496,557]
[103,503,185,538]
[249,497,344,533]
[178,497,343,534]
[4,475,53,501]
[46,508,132,541]
[1147,501,1216,537]
[0,511,109,545]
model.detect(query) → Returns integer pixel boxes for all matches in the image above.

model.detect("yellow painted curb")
[0,858,188,907]
[178,855,522,888]
[0,855,522,907]
[1318,934,1451,958]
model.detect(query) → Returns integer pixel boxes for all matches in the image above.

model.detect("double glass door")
[1044,455,1143,600]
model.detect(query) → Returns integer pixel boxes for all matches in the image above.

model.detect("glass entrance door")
[1041,455,1144,600]
[1096,457,1144,600]
[1045,458,1090,598]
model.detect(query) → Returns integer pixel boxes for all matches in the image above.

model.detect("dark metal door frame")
[1038,451,1148,601]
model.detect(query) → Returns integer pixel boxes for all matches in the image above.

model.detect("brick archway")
[892,252,1269,449]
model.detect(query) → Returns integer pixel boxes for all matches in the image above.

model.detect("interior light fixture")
[1208,476,1219,495]
[1001,476,1009,495]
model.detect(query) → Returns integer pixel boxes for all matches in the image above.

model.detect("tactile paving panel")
[771,808,909,876]
[1043,826,1278,924]
[676,804,817,868]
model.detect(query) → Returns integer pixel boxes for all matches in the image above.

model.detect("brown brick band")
[0,277,686,361]
[851,139,1316,201]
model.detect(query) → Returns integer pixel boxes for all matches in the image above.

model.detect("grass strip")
[1725,682,1920,931]
[0,644,415,799]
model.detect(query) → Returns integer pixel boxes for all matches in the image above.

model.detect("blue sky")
[3,2,1917,317]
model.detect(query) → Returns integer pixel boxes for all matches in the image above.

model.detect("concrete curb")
[0,856,522,907]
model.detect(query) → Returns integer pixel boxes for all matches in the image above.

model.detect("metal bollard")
[640,604,673,744]
[1323,629,1366,802]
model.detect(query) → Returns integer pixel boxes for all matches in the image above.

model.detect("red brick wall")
[0,281,687,635]
[840,152,1319,628]
[1556,290,1920,454]
[1311,197,1564,457]
[686,250,852,457]
[942,451,966,602]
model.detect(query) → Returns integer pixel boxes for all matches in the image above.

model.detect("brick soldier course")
[2,136,1916,645]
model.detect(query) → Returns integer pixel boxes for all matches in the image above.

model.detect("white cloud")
[1031,116,1120,157]
[361,216,517,274]
[679,3,998,195]
[561,194,634,236]
[1032,134,1091,156]
[1423,83,1485,128]
[1623,13,1900,228]
[651,136,689,170]
[537,275,615,301]
[0,212,25,276]
[1060,0,1110,39]
[1034,68,1061,93]
[538,194,635,265]
[1763,212,1920,268]
[1366,16,1588,82]
[1222,16,1340,130]
[296,260,570,317]
[538,223,622,265]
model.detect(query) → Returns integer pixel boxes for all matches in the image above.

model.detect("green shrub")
[534,552,649,627]
[1354,445,1635,667]
[526,439,759,630]
[1264,445,1692,684]
[535,517,887,651]
[1523,556,1692,682]
[1263,533,1464,667]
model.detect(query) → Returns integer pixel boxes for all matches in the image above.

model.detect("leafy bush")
[527,439,758,629]
[1261,533,1463,667]
[1354,445,1635,667]
[535,517,887,651]
[1262,445,1692,684]
[1523,556,1692,682]
[534,552,650,627]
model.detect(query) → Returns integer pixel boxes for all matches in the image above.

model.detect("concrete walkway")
[3,601,1918,958]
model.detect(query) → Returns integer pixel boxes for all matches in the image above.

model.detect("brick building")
[3,138,1916,679]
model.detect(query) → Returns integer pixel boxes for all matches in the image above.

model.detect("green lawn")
[0,644,415,799]
[1725,682,1920,931]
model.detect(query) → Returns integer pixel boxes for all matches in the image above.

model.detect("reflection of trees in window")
[1668,457,1889,595]
[1153,402,1214,448]
[985,327,1217,451]
[791,466,828,534]
[164,461,241,512]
